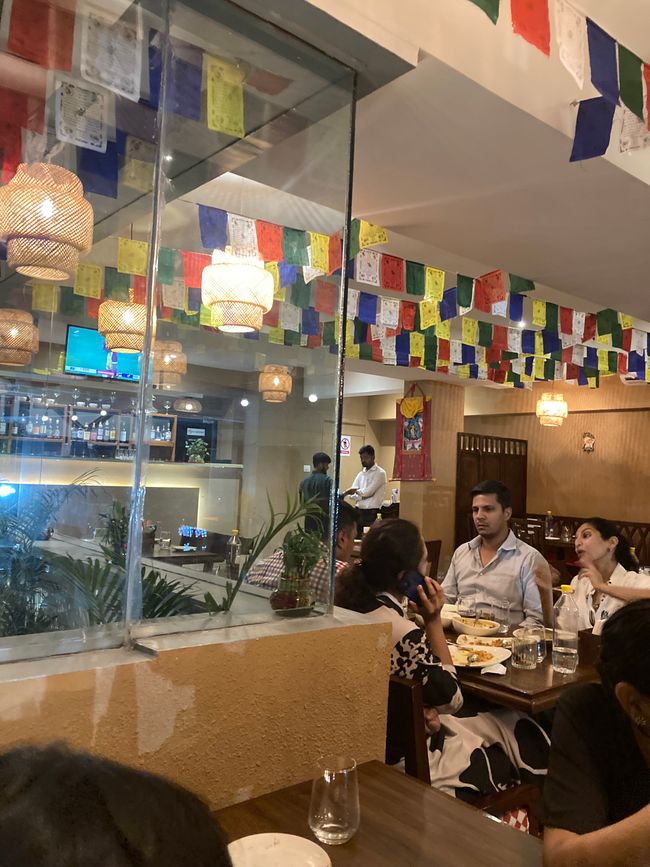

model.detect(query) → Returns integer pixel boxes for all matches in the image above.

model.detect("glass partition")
[0,0,355,660]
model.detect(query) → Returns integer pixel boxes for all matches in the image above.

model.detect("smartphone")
[399,569,428,603]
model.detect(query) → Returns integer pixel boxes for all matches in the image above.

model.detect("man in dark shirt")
[299,452,332,537]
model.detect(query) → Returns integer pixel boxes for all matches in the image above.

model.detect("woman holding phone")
[335,518,549,799]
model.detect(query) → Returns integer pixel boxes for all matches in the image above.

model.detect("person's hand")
[342,487,358,497]
[423,706,441,735]
[409,576,445,625]
[534,559,553,590]
[578,554,607,592]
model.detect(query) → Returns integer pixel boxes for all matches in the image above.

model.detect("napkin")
[481,663,507,676]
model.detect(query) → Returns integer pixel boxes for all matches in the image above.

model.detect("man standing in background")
[299,451,332,537]
[343,444,387,529]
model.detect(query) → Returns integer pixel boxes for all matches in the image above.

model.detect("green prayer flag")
[506,370,520,385]
[405,261,425,296]
[104,267,131,301]
[353,318,366,344]
[348,219,360,260]
[544,359,555,380]
[359,343,373,361]
[157,247,177,284]
[478,321,493,348]
[596,308,618,335]
[60,286,85,315]
[457,274,474,309]
[172,309,199,328]
[413,305,421,332]
[284,329,301,346]
[502,351,518,360]
[322,320,337,346]
[618,45,644,120]
[608,351,618,373]
[282,227,309,266]
[549,350,563,362]
[509,274,535,294]
[611,323,624,349]
[583,366,598,380]
[291,274,312,309]
[545,302,559,333]
[468,0,499,24]
[424,331,437,371]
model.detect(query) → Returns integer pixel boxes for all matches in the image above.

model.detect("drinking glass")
[511,628,538,670]
[457,594,476,621]
[159,529,172,551]
[476,600,494,622]
[308,756,360,846]
[528,625,547,663]
[491,599,512,634]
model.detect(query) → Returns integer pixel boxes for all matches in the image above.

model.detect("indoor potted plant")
[185,439,209,463]
[270,526,323,615]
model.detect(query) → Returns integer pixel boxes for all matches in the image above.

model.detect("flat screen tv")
[64,325,142,381]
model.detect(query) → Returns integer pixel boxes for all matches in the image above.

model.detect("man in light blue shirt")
[442,480,551,627]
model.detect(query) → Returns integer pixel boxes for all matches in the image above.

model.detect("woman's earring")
[633,713,648,728]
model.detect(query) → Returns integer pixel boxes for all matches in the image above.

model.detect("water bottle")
[545,510,554,538]
[226,529,241,573]
[552,585,579,674]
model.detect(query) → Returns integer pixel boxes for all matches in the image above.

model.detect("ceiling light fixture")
[0,309,39,366]
[536,392,568,427]
[202,247,274,333]
[98,290,149,354]
[258,364,292,403]
[240,397,249,407]
[153,339,187,388]
[173,397,202,414]
[308,393,318,403]
[0,163,93,280]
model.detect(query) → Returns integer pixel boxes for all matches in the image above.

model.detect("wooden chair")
[425,540,442,578]
[385,675,542,836]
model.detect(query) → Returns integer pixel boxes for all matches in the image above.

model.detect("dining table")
[215,760,542,866]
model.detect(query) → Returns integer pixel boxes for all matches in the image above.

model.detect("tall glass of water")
[492,599,512,634]
[511,628,538,670]
[528,625,547,663]
[309,756,360,845]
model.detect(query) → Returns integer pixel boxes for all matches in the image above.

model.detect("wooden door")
[455,432,528,547]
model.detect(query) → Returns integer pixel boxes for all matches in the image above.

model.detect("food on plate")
[457,635,512,648]
[455,616,498,629]
[450,646,495,666]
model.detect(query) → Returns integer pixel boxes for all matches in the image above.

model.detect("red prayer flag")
[475,269,506,305]
[561,347,573,364]
[492,325,508,349]
[371,342,383,363]
[263,300,280,328]
[511,0,551,56]
[158,305,173,321]
[255,220,283,262]
[617,353,628,374]
[181,251,211,288]
[8,0,75,70]
[436,365,449,375]
[489,368,507,384]
[0,124,22,183]
[409,356,421,367]
[582,313,597,342]
[438,338,450,361]
[86,291,103,319]
[381,254,405,292]
[307,327,323,349]
[328,233,342,275]
[132,276,147,304]
[622,328,632,352]
[401,302,416,331]
[473,279,491,313]
[560,306,573,335]
[314,280,337,315]
[566,363,580,380]
[486,346,503,365]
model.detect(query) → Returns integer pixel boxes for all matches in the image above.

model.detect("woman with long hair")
[336,518,549,800]
[571,517,650,635]
[543,600,650,866]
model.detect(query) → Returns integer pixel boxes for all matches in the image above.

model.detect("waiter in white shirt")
[343,444,387,529]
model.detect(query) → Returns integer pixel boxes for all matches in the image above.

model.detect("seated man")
[246,501,359,603]
[442,479,551,627]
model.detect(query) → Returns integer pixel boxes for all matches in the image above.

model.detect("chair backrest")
[385,675,431,784]
[425,540,442,578]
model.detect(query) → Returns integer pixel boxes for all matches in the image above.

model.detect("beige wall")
[464,379,650,523]
[0,618,390,811]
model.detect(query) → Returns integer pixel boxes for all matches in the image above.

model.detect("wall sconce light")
[258,364,292,403]
[0,163,93,280]
[173,397,202,413]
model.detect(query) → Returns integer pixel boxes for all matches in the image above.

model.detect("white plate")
[449,645,511,668]
[441,603,457,629]
[228,833,332,867]
[456,633,513,649]
[451,615,500,637]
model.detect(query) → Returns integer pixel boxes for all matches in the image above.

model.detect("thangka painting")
[392,389,432,480]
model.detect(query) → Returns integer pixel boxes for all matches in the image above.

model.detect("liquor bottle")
[90,423,97,442]
[97,420,104,442]
[32,416,40,437]
[0,417,6,436]
[18,412,26,435]
[10,417,18,436]
[46,419,54,438]
[25,416,33,436]
[119,420,128,443]
[83,425,91,443]
[109,419,116,442]
[165,423,172,442]
[54,418,61,439]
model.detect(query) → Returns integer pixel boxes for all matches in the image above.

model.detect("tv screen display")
[64,325,142,381]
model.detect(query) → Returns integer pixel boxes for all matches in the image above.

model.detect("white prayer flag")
[280,302,300,332]
[355,249,381,286]
[572,310,586,337]
[347,288,359,319]
[555,0,586,89]
[450,340,462,364]
[380,297,400,328]
[507,328,523,353]
[228,214,258,258]
[80,4,143,102]
[619,107,650,153]
[55,75,109,153]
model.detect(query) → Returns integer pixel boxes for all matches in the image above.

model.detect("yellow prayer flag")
[521,367,533,382]
[596,333,612,346]
[31,283,59,313]
[620,313,634,329]
[409,332,425,358]
[532,300,546,328]
[118,238,149,276]
[437,358,449,368]
[346,319,354,344]
[534,331,544,357]
[358,220,388,249]
[74,263,103,298]
[122,158,154,193]
[206,55,245,138]
[265,262,280,296]
[437,320,450,341]
[597,349,609,371]
[424,266,444,301]
[534,357,545,379]
[588,376,598,389]
[419,299,439,330]
[461,318,478,346]
[268,327,284,344]
[200,305,212,326]
[456,364,470,379]
[346,342,360,359]
[309,233,330,273]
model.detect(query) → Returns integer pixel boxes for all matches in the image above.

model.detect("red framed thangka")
[392,385,432,480]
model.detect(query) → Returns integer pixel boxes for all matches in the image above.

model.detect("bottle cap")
[231,529,239,534]
[560,584,573,593]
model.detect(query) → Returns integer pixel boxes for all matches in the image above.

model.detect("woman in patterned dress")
[335,518,549,799]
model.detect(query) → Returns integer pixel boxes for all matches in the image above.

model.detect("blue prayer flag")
[358,292,378,325]
[509,292,524,322]
[301,307,320,336]
[440,287,458,321]
[570,97,615,162]
[587,19,619,106]
[198,205,228,250]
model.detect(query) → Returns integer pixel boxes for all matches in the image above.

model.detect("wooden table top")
[456,652,598,714]
[215,761,542,866]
